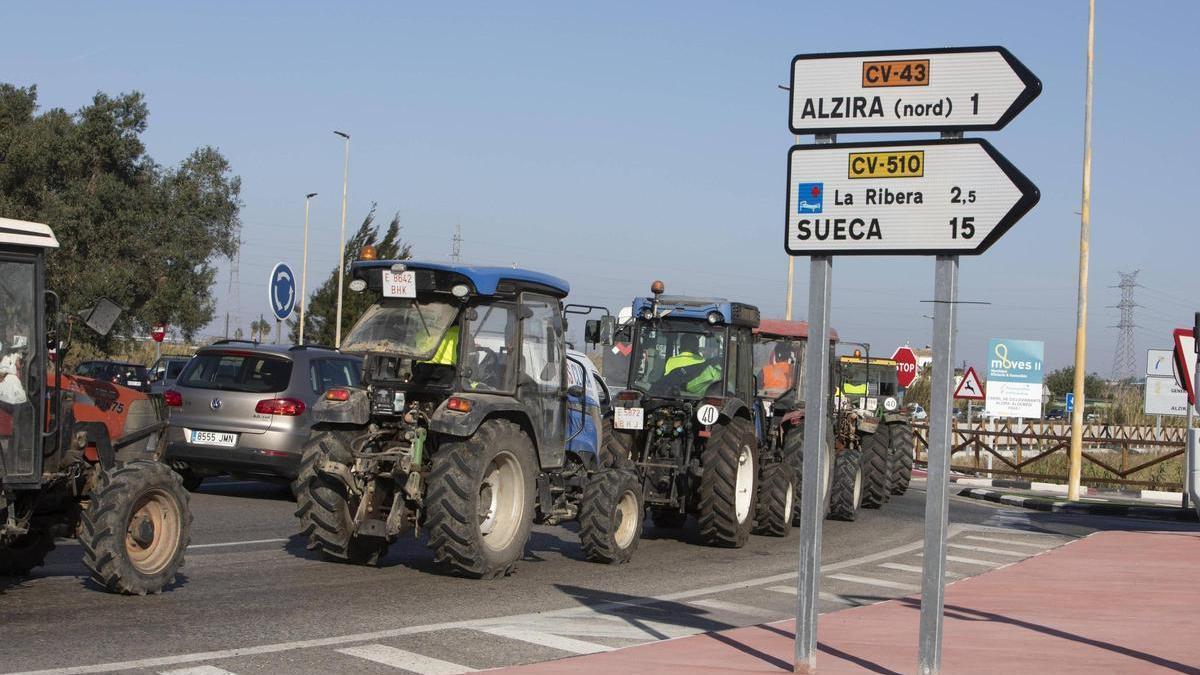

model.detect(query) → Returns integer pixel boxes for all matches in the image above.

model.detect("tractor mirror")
[584,320,601,345]
[79,298,122,337]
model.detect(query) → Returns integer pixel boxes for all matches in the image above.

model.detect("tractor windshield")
[0,259,38,481]
[754,338,803,399]
[628,319,726,399]
[840,359,899,406]
[341,299,458,359]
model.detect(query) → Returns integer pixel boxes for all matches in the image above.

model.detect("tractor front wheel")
[579,468,644,564]
[427,420,536,579]
[80,460,191,595]
[828,447,864,522]
[785,421,834,525]
[859,431,892,509]
[295,431,389,565]
[753,460,795,538]
[888,422,915,495]
[698,417,757,548]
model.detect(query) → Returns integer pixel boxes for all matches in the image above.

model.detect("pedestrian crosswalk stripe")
[878,562,962,578]
[828,574,921,592]
[476,627,614,654]
[690,598,780,617]
[962,535,1050,548]
[336,644,475,674]
[159,667,239,675]
[766,585,852,605]
[948,543,1029,557]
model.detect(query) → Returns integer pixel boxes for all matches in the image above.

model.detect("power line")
[1109,270,1139,380]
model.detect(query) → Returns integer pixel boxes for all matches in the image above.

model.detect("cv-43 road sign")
[789,46,1041,135]
[785,138,1038,256]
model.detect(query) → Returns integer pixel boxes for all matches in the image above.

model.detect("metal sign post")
[795,254,832,674]
[918,255,958,675]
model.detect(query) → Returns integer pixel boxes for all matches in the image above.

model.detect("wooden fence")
[911,420,1187,490]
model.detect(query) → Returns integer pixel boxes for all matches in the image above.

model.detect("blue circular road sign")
[269,262,296,321]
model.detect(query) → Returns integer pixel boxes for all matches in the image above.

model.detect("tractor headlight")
[706,311,722,325]
[349,279,367,292]
[451,283,470,298]
[883,396,898,412]
[639,307,654,320]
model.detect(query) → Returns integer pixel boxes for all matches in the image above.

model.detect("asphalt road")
[0,478,1161,675]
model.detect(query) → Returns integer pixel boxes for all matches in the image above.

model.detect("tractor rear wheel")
[0,531,56,577]
[427,420,536,579]
[828,447,864,522]
[753,461,794,538]
[579,468,643,564]
[889,422,915,495]
[698,417,757,548]
[859,431,892,509]
[295,431,389,565]
[784,421,834,525]
[80,460,191,595]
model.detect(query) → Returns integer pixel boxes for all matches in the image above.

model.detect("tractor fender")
[882,412,909,425]
[712,397,752,425]
[429,394,558,468]
[311,387,371,426]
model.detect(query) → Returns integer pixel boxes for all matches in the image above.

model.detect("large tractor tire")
[0,531,56,577]
[753,460,795,538]
[295,431,389,565]
[650,508,688,529]
[697,417,757,548]
[427,419,537,579]
[888,422,915,495]
[859,431,892,509]
[784,421,834,525]
[579,468,644,564]
[828,447,864,522]
[80,460,191,595]
[599,417,634,469]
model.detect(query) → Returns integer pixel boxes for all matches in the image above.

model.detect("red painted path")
[498,530,1200,674]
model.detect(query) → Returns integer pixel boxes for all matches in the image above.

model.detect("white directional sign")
[785,138,1039,255]
[789,46,1041,134]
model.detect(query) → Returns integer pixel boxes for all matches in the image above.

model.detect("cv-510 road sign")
[789,46,1041,135]
[785,138,1039,255]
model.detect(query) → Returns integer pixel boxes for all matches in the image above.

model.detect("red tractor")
[0,217,190,594]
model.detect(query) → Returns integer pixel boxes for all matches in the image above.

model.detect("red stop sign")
[151,324,167,343]
[892,347,918,388]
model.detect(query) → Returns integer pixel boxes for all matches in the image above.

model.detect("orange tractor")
[0,217,190,594]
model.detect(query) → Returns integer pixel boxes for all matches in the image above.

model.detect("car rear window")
[177,352,293,393]
[165,360,188,379]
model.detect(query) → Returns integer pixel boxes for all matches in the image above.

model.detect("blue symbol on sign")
[1065,392,1074,413]
[797,182,823,214]
[269,262,296,321]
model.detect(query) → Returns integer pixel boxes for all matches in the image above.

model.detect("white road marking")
[962,535,1051,549]
[768,585,853,606]
[159,667,240,675]
[945,554,1000,567]
[187,538,289,550]
[828,574,921,593]
[948,543,1030,558]
[477,627,612,654]
[337,644,474,674]
[767,585,796,595]
[690,598,779,618]
[878,562,962,578]
[9,538,931,675]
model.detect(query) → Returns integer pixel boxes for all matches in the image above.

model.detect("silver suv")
[164,341,362,494]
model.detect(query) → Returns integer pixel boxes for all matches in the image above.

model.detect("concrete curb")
[948,476,1188,502]
[959,487,1199,522]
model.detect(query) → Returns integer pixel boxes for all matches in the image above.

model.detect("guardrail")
[911,420,1187,490]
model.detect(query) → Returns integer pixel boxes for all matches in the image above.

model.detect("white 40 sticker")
[696,404,720,425]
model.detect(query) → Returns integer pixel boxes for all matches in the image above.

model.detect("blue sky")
[2,1,1196,373]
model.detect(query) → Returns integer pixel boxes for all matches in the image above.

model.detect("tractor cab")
[752,319,840,415]
[342,256,573,467]
[837,354,902,416]
[0,218,56,490]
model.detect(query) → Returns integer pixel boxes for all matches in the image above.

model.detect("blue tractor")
[591,281,789,548]
[294,258,641,578]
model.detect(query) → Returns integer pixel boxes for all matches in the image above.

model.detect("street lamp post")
[333,130,351,348]
[299,192,317,345]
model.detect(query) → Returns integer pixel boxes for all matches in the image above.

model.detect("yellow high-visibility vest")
[424,326,460,366]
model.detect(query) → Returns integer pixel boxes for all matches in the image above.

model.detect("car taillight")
[255,398,306,416]
[325,388,351,401]
[164,390,183,407]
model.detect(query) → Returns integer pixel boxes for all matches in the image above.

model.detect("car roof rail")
[289,343,338,352]
[210,339,259,346]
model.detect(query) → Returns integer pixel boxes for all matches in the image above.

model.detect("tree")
[290,205,411,345]
[1044,366,1105,399]
[250,318,272,343]
[0,84,241,345]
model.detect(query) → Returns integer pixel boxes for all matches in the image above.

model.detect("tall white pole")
[334,131,351,348]
[299,192,316,345]
[1068,0,1096,502]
